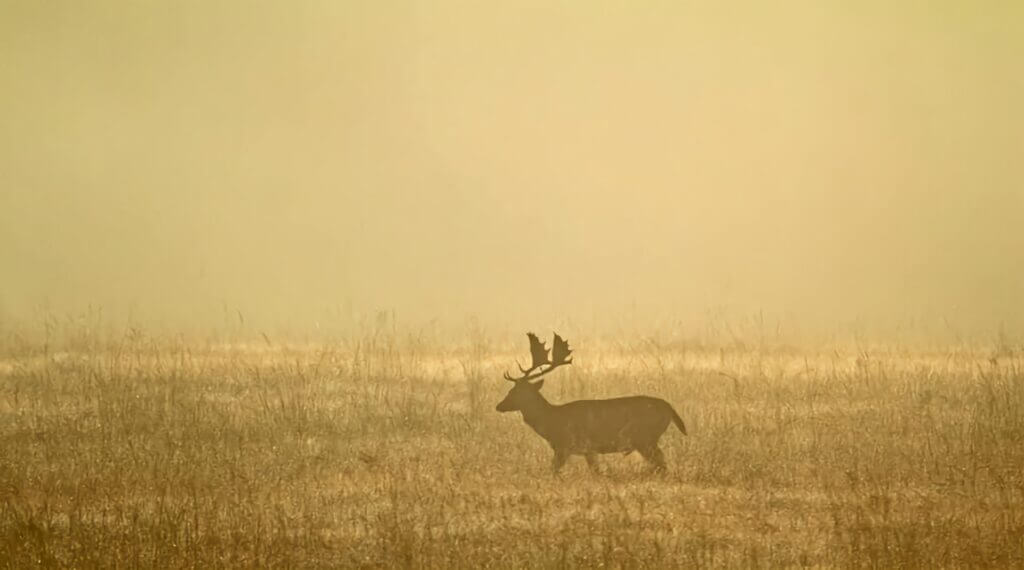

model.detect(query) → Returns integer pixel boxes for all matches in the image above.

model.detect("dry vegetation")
[1,320,1023,568]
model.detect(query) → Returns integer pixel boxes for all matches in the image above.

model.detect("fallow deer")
[496,332,687,474]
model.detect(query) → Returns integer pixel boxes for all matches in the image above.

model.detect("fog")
[2,2,1021,337]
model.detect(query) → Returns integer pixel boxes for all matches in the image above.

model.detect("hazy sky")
[2,1,1022,333]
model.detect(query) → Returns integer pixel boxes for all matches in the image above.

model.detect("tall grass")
[0,325,1021,567]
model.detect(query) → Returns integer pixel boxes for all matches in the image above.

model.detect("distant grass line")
[0,328,1022,567]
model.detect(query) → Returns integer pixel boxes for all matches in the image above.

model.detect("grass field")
[1,324,1022,568]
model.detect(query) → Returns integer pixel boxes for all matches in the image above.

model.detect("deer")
[496,332,687,474]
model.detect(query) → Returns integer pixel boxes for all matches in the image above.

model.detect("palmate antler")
[504,332,573,382]
[519,332,550,374]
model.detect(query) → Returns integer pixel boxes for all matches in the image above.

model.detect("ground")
[1,326,1022,567]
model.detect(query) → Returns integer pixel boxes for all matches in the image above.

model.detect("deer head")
[496,332,572,412]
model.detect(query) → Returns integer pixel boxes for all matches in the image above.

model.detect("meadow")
[1,320,1022,568]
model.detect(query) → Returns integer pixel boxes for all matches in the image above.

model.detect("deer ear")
[531,379,544,390]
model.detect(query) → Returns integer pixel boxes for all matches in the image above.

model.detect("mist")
[2,1,1021,336]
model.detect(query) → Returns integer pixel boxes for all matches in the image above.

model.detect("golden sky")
[2,1,1022,333]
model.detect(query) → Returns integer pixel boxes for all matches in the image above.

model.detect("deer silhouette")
[496,332,687,474]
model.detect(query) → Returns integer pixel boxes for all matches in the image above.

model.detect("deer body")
[497,333,687,474]
[529,396,686,453]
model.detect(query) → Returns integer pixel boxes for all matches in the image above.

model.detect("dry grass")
[1,324,1022,568]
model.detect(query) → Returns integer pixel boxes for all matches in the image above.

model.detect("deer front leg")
[551,449,569,474]
[585,453,601,474]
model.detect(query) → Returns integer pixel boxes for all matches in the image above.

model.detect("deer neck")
[519,393,556,440]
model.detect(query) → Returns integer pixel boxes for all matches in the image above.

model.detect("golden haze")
[1,6,1023,564]
[1,2,1021,335]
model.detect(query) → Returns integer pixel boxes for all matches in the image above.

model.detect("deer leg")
[551,449,569,474]
[639,445,667,473]
[585,453,601,474]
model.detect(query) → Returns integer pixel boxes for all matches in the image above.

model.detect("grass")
[0,323,1022,568]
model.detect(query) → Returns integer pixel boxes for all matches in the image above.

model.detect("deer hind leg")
[639,445,667,473]
[585,453,601,474]
[551,449,569,475]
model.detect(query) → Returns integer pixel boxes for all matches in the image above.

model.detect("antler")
[504,332,573,382]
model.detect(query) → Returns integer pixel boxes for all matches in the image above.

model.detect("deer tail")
[669,405,688,435]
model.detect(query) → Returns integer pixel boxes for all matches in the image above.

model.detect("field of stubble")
[1,325,1022,568]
